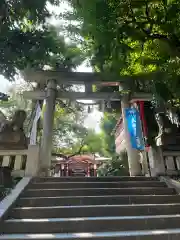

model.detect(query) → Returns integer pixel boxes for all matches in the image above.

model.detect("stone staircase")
[1,176,180,239]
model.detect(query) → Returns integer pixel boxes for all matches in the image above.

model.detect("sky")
[1,75,10,93]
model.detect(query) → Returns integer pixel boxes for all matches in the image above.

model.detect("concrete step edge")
[5,214,180,222]
[0,229,180,239]
[26,187,170,191]
[31,181,163,184]
[13,203,180,210]
[19,194,178,200]
[33,176,158,179]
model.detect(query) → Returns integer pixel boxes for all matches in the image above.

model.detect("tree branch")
[68,139,85,158]
[128,0,168,42]
[141,28,168,41]
[53,138,86,160]
[145,1,153,32]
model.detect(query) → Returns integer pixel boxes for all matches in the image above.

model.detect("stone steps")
[8,203,180,219]
[20,187,176,197]
[29,181,166,189]
[1,230,180,239]
[1,176,180,239]
[32,176,159,182]
[16,194,180,207]
[3,215,180,234]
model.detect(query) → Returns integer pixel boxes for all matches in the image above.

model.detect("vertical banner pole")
[93,154,96,177]
[87,164,90,177]
[138,101,151,176]
[66,164,69,177]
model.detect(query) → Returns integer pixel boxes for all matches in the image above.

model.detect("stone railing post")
[25,145,40,176]
[148,146,166,176]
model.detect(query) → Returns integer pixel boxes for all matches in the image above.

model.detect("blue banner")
[125,108,145,150]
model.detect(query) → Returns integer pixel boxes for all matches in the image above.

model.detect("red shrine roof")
[52,153,110,165]
[67,155,95,164]
[52,153,96,164]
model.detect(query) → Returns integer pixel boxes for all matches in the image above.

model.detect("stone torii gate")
[22,70,152,176]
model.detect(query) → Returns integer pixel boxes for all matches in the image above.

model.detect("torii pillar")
[40,79,57,176]
[121,94,142,176]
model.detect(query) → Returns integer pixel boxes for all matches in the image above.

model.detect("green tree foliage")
[81,130,105,155]
[56,129,106,157]
[41,26,86,72]
[53,103,106,156]
[97,151,129,176]
[100,112,117,155]
[0,0,56,78]
[65,0,180,101]
[99,112,129,175]
[0,83,32,114]
[52,101,87,151]
[0,1,86,79]
[0,82,33,133]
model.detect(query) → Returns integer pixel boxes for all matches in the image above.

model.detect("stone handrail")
[148,147,180,176]
[0,177,32,219]
[162,151,180,175]
[0,145,40,177]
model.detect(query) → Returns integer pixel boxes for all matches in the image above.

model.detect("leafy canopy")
[53,103,106,156]
[0,0,86,79]
[64,0,180,101]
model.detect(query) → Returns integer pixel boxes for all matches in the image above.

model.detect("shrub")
[97,151,129,176]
